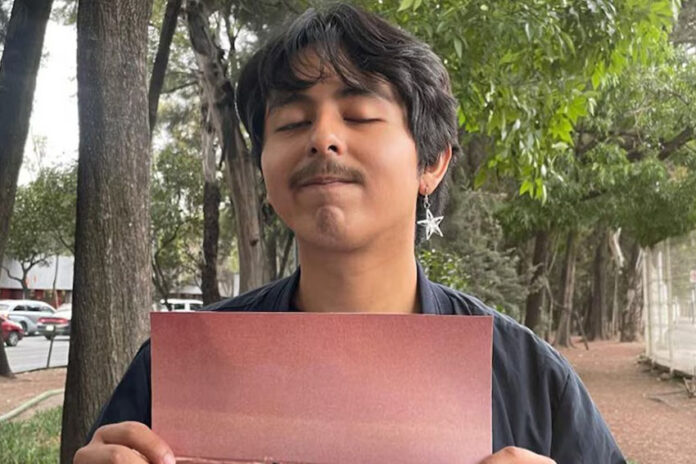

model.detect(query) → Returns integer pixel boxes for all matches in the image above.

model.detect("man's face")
[261,56,421,251]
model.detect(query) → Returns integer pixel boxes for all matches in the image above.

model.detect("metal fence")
[644,233,696,375]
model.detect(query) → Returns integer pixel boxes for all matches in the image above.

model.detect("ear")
[419,145,453,195]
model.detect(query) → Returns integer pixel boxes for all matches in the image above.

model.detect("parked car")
[157,298,204,312]
[37,306,72,339]
[1,314,24,347]
[0,299,55,335]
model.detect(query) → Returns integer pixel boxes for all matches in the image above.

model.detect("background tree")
[2,167,76,298]
[0,0,10,44]
[3,186,52,299]
[151,135,205,305]
[60,0,155,461]
[185,0,270,292]
[148,0,183,137]
[32,165,78,255]
[369,0,678,196]
[184,0,309,292]
[0,0,54,378]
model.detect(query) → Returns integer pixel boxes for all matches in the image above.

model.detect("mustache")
[289,159,365,189]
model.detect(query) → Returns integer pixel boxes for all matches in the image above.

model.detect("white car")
[0,299,56,335]
[157,298,203,312]
[37,307,72,339]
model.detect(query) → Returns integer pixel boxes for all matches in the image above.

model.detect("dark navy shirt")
[90,265,625,463]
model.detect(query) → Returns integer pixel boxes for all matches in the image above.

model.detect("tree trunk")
[6,263,34,299]
[52,254,60,307]
[186,0,271,293]
[199,79,221,304]
[554,231,578,348]
[148,0,182,137]
[152,251,173,304]
[587,231,609,340]
[0,0,53,266]
[202,180,221,304]
[621,243,644,342]
[0,344,13,378]
[524,230,550,334]
[60,1,154,462]
[0,0,53,379]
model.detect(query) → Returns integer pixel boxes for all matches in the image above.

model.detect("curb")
[0,388,64,423]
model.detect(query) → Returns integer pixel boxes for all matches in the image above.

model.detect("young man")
[75,4,625,464]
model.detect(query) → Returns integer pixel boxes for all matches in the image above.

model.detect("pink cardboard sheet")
[151,312,493,464]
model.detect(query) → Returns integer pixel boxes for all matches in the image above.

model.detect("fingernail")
[163,452,176,464]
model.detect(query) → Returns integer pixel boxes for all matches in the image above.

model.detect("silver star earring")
[417,193,444,240]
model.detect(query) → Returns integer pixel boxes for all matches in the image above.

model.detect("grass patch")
[0,406,61,463]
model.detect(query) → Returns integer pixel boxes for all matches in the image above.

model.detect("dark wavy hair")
[236,3,459,243]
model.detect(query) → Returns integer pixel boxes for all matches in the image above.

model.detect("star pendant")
[417,209,444,240]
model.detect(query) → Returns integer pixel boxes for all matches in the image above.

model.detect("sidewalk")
[561,338,696,464]
[0,367,66,421]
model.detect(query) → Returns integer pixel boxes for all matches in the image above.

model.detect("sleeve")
[85,340,152,443]
[550,368,626,464]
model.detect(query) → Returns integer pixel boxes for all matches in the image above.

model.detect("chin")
[294,211,364,252]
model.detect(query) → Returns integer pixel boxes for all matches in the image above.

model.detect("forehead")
[265,49,401,114]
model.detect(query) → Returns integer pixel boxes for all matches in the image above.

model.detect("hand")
[478,446,557,464]
[73,421,175,464]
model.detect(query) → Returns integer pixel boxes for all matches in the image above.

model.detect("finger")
[478,446,557,464]
[94,422,175,464]
[73,443,149,463]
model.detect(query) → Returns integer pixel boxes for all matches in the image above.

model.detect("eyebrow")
[266,83,394,115]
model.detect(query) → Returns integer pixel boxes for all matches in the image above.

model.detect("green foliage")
[499,42,696,247]
[0,406,62,464]
[6,165,77,270]
[151,139,206,300]
[366,0,680,198]
[32,165,78,254]
[418,247,470,290]
[50,0,77,25]
[5,186,51,270]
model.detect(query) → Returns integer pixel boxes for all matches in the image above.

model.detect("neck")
[294,239,420,314]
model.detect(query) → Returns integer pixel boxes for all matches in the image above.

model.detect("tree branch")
[163,80,198,94]
[148,0,183,138]
[1,265,22,285]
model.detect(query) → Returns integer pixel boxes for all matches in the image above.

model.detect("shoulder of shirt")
[433,281,574,377]
[201,275,293,312]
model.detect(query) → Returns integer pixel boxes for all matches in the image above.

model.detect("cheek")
[260,151,284,208]
[369,137,420,189]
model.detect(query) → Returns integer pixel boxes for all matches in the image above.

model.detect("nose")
[307,111,346,157]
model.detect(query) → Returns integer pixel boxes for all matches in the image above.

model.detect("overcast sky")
[19,19,78,185]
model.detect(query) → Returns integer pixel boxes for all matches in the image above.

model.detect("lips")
[298,176,355,188]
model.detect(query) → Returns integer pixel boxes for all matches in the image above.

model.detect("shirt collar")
[276,261,453,315]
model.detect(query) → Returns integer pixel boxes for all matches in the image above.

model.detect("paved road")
[5,335,69,372]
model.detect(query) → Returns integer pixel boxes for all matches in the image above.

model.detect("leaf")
[453,37,463,59]
[474,168,488,189]
[520,179,534,196]
[398,0,415,12]
[457,106,467,127]
[591,60,606,89]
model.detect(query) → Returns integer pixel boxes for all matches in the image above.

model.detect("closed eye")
[276,118,381,132]
[345,118,381,124]
[275,121,311,132]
